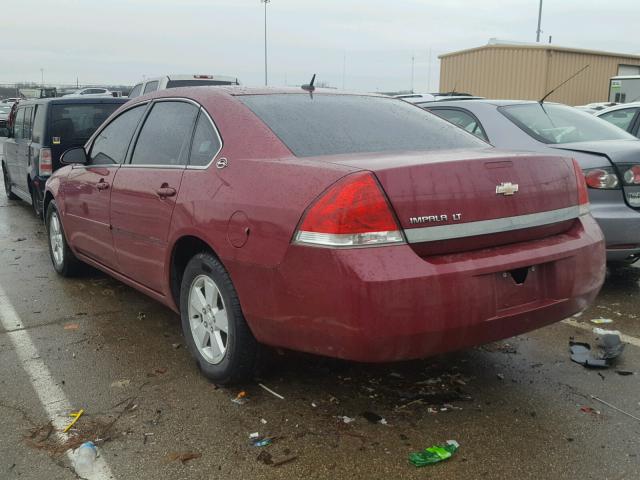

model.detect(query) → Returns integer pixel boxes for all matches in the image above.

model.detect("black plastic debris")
[569,331,624,369]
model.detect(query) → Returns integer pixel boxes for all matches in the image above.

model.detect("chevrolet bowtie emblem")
[496,182,519,196]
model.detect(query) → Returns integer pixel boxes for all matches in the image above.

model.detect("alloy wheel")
[187,274,229,364]
[49,212,64,268]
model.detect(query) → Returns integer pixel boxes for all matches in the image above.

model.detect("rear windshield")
[238,94,486,157]
[166,79,238,88]
[50,103,120,145]
[499,103,635,144]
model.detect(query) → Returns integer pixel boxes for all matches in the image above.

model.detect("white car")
[128,74,240,99]
[63,87,113,97]
[595,102,640,137]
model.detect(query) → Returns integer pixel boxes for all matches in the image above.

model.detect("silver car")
[420,99,640,265]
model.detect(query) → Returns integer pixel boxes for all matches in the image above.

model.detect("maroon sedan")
[44,87,605,383]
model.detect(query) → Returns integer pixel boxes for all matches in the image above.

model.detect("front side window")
[89,105,146,165]
[130,101,198,166]
[238,94,485,157]
[499,103,636,144]
[143,81,159,95]
[431,108,489,142]
[598,108,638,132]
[188,112,221,166]
[13,108,25,140]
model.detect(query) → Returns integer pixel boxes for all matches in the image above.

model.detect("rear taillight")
[39,148,52,176]
[294,172,404,247]
[572,159,590,215]
[620,165,640,185]
[583,167,619,189]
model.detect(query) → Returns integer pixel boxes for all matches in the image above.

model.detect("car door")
[110,100,198,293]
[3,107,23,193]
[598,107,640,136]
[428,107,490,142]
[62,104,147,268]
[13,106,33,194]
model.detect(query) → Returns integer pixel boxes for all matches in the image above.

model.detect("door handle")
[96,181,109,190]
[156,185,177,198]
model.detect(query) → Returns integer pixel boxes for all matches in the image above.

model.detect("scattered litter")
[570,329,624,369]
[311,402,317,408]
[427,407,438,414]
[580,406,600,415]
[362,411,387,425]
[63,409,85,433]
[616,370,634,376]
[573,311,584,318]
[389,372,404,379]
[260,418,268,424]
[14,237,27,242]
[249,432,261,439]
[409,440,459,467]
[259,383,285,400]
[171,343,181,349]
[257,450,298,467]
[110,379,130,389]
[590,318,613,324]
[71,441,97,476]
[593,328,625,359]
[253,438,272,447]
[496,373,505,380]
[232,391,249,405]
[143,433,154,445]
[337,415,355,424]
[154,367,167,375]
[63,323,80,330]
[137,312,146,321]
[591,395,640,422]
[166,451,201,464]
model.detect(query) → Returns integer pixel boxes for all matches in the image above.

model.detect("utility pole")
[427,48,432,92]
[40,68,44,86]
[536,0,543,42]
[410,54,415,93]
[261,0,270,86]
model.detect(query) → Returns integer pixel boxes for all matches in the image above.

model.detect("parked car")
[63,87,113,97]
[2,97,127,216]
[574,102,619,114]
[1,97,20,104]
[596,102,640,138]
[395,92,484,104]
[0,104,11,136]
[43,87,605,383]
[420,99,640,265]
[127,74,240,99]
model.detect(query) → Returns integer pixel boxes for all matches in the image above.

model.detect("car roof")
[595,102,640,116]
[417,99,562,107]
[16,97,128,106]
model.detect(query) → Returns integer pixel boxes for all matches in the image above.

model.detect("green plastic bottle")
[409,440,459,467]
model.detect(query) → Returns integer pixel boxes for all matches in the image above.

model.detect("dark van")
[1,97,127,216]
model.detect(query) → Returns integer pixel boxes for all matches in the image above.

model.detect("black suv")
[1,97,127,216]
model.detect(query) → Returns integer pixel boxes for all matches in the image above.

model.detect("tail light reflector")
[294,172,404,247]
[39,148,52,176]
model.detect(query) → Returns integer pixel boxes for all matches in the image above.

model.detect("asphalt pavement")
[1,172,639,480]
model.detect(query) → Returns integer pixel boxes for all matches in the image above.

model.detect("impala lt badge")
[409,213,462,225]
[496,182,519,196]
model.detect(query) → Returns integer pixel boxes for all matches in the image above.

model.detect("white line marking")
[562,318,640,348]
[0,285,114,479]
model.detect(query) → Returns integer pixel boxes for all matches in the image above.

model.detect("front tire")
[46,200,82,277]
[180,252,258,384]
[2,163,18,200]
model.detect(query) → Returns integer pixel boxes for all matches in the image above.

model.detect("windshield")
[50,103,121,145]
[239,94,486,157]
[499,103,635,144]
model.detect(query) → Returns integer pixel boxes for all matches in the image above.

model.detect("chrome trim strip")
[404,205,583,244]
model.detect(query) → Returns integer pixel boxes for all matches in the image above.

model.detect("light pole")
[536,0,543,42]
[261,0,270,86]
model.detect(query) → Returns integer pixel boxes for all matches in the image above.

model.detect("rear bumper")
[590,201,640,263]
[238,215,605,362]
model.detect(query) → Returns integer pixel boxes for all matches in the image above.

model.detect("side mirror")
[61,147,87,165]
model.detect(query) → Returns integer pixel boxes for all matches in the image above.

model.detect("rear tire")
[2,163,18,200]
[46,200,82,277]
[180,252,258,384]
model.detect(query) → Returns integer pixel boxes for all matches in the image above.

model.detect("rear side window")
[130,101,198,166]
[143,81,159,95]
[129,84,143,98]
[598,108,638,131]
[50,103,121,146]
[238,94,485,157]
[90,105,146,165]
[431,108,489,142]
[31,105,45,143]
[189,112,221,166]
[23,107,33,140]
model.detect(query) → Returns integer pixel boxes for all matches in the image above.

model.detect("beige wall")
[440,46,640,105]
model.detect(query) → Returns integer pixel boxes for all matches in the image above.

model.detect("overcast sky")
[2,0,639,91]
